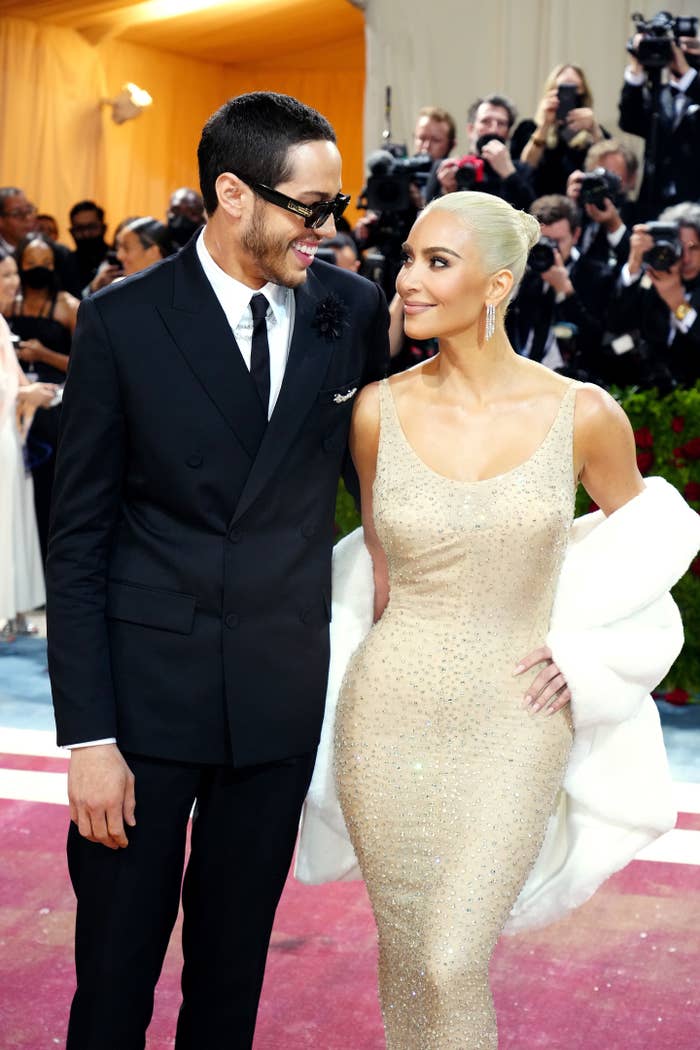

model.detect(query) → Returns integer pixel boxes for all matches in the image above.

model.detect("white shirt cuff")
[671,68,697,94]
[64,737,117,749]
[621,263,642,287]
[624,67,646,87]
[607,224,627,248]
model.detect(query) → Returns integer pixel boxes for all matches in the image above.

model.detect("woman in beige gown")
[334,192,646,1049]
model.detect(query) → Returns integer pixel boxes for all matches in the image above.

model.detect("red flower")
[634,426,654,449]
[672,416,685,433]
[636,450,654,474]
[691,557,700,578]
[681,437,700,460]
[665,688,690,706]
[684,482,700,502]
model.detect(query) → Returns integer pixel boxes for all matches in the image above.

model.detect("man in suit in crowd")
[424,94,535,211]
[46,91,388,1050]
[507,194,616,380]
[565,139,639,270]
[619,35,700,220]
[608,201,700,389]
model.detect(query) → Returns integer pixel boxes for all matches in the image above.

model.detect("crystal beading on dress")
[335,377,579,1050]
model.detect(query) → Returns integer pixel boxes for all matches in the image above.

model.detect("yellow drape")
[0,13,365,243]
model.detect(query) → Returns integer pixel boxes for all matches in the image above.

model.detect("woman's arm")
[574,384,645,513]
[17,339,69,373]
[349,383,389,622]
[56,291,80,334]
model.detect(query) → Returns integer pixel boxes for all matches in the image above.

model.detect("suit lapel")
[232,269,330,524]
[157,241,266,460]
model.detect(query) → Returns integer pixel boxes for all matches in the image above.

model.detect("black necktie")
[249,293,270,418]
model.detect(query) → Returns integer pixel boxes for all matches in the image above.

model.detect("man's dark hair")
[197,92,336,216]
[69,200,105,224]
[0,187,25,215]
[467,94,518,130]
[530,194,582,232]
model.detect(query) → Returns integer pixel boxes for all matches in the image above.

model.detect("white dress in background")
[0,317,45,622]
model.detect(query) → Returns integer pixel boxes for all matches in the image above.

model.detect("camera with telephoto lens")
[363,148,433,213]
[528,236,559,274]
[627,11,699,70]
[643,221,682,271]
[579,167,623,209]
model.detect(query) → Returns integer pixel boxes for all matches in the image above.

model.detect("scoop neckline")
[383,379,576,486]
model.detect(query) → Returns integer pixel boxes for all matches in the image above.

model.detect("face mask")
[167,215,200,247]
[21,266,53,289]
[75,235,106,260]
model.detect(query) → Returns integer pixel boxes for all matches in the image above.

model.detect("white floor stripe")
[636,828,700,866]
[0,767,67,806]
[0,727,64,759]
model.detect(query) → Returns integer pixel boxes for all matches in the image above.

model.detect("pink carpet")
[1,768,699,1048]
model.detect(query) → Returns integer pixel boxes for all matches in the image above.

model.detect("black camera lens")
[528,237,558,273]
[455,164,478,191]
[643,221,682,272]
[579,168,622,209]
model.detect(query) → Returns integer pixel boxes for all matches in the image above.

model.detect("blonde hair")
[541,63,594,151]
[423,191,540,310]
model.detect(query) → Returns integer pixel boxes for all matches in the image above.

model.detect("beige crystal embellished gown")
[335,378,578,1049]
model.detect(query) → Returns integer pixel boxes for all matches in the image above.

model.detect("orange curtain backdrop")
[0,10,365,242]
[0,18,107,237]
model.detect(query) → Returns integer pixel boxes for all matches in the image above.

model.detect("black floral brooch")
[312,292,349,343]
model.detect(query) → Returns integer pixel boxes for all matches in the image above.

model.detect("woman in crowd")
[323,192,697,1048]
[6,234,79,562]
[0,248,55,639]
[115,216,177,276]
[511,64,608,196]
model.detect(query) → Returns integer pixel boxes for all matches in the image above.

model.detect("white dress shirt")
[67,232,296,749]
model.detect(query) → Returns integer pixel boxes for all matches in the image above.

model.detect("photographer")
[424,95,535,210]
[566,140,639,268]
[412,106,456,163]
[608,202,700,388]
[620,18,700,219]
[506,194,616,378]
[511,64,609,196]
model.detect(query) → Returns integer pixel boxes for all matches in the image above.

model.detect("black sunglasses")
[242,178,350,229]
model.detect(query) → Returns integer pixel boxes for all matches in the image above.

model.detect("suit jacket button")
[225,612,239,629]
[228,528,242,544]
[301,522,317,538]
[186,452,203,468]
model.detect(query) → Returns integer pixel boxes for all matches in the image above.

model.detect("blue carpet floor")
[1,637,699,781]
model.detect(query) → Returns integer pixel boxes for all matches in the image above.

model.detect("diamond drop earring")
[485,303,496,341]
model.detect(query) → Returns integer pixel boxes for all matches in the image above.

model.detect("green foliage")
[335,478,361,540]
[336,385,700,692]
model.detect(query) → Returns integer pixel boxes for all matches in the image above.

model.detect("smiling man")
[46,92,388,1050]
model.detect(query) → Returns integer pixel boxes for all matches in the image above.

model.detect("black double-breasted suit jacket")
[46,240,389,767]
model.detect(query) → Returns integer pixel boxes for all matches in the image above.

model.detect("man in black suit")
[619,36,700,220]
[46,91,388,1050]
[608,201,700,389]
[507,194,616,381]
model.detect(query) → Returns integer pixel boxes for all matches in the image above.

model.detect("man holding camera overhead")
[620,14,700,220]
[608,203,700,388]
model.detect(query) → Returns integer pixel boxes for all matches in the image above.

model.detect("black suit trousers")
[66,750,316,1050]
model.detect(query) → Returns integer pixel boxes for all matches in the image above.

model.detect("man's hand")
[566,170,584,201]
[514,646,571,716]
[648,261,686,311]
[480,139,515,179]
[585,197,622,233]
[541,248,574,296]
[436,158,459,194]
[670,40,691,79]
[628,223,654,276]
[68,743,136,849]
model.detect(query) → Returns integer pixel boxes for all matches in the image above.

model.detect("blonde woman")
[512,64,608,196]
[310,192,698,1048]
